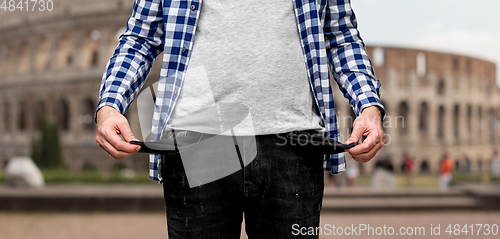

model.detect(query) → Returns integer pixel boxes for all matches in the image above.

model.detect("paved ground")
[1,211,499,239]
[3,184,494,212]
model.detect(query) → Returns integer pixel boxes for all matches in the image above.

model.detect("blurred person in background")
[94,0,385,238]
[371,159,396,189]
[346,157,360,187]
[439,154,454,191]
[462,153,471,173]
[402,153,414,187]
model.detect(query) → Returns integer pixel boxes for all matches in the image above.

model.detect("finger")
[348,131,379,155]
[105,126,140,153]
[117,120,140,143]
[100,138,135,160]
[345,120,365,145]
[352,139,384,162]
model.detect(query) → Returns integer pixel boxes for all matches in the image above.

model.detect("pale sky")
[351,0,500,88]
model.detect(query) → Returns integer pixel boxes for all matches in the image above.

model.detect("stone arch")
[489,107,496,142]
[34,101,46,130]
[437,79,446,95]
[418,102,429,134]
[18,42,30,73]
[18,101,27,131]
[416,52,426,77]
[420,160,430,173]
[3,101,10,132]
[398,101,409,135]
[478,106,483,139]
[81,98,96,131]
[82,30,100,68]
[477,158,483,173]
[453,57,460,71]
[437,105,446,140]
[467,104,473,138]
[57,35,74,68]
[373,47,385,67]
[374,156,394,172]
[90,30,100,68]
[55,99,70,131]
[36,37,50,72]
[453,104,460,140]
[6,44,16,75]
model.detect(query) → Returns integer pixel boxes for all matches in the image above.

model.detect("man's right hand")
[95,106,141,160]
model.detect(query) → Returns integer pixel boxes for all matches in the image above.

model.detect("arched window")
[490,108,496,142]
[453,104,460,140]
[398,102,409,135]
[418,102,429,134]
[34,101,46,130]
[478,106,483,139]
[416,52,426,77]
[420,160,430,173]
[81,98,96,131]
[453,57,460,71]
[36,37,50,72]
[438,106,446,140]
[58,35,73,68]
[18,101,27,131]
[56,99,70,131]
[91,50,99,67]
[477,159,483,173]
[437,79,446,95]
[3,101,10,132]
[467,105,472,138]
[373,47,385,67]
[6,44,16,75]
[19,42,30,73]
[90,30,100,68]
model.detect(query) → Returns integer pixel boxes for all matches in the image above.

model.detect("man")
[403,153,414,187]
[439,154,454,191]
[95,0,385,238]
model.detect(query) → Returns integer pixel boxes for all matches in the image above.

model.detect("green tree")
[32,117,63,169]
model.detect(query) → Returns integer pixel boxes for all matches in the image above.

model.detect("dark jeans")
[162,133,324,239]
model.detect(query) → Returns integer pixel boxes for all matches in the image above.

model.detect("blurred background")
[0,0,499,238]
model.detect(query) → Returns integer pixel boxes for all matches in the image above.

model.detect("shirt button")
[182,48,186,53]
[190,5,196,11]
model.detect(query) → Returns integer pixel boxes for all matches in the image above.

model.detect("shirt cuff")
[360,102,386,121]
[94,96,126,123]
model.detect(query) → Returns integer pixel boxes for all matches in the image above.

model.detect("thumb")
[345,120,364,145]
[117,121,139,143]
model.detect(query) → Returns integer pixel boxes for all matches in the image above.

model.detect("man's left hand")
[345,106,386,162]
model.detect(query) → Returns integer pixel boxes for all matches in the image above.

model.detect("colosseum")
[0,0,499,174]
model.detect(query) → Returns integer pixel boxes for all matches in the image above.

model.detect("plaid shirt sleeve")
[96,0,165,116]
[323,0,385,117]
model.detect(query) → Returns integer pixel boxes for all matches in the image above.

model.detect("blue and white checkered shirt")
[97,0,384,182]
